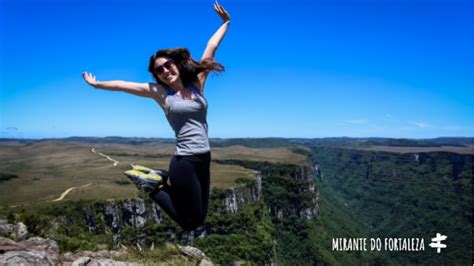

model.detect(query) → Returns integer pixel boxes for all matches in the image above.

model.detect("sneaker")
[130,164,155,173]
[130,164,169,183]
[123,169,164,193]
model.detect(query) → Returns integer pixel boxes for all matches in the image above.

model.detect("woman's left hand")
[82,72,98,88]
[214,1,230,23]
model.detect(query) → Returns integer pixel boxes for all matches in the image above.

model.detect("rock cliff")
[80,164,319,247]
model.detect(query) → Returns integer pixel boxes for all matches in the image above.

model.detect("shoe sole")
[123,170,163,192]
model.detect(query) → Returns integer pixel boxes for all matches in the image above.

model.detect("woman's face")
[154,57,180,85]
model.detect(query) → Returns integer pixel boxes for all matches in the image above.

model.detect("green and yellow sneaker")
[123,169,164,193]
[130,164,155,173]
[130,164,169,183]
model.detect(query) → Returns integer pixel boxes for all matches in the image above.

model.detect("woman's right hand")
[214,1,230,23]
[82,72,98,88]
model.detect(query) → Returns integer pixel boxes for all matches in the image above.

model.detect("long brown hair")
[148,48,224,87]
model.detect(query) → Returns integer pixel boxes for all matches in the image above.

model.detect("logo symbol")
[429,233,447,253]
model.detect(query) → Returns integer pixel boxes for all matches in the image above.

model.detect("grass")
[114,243,199,265]
[0,141,303,206]
[211,162,257,189]
[211,145,307,165]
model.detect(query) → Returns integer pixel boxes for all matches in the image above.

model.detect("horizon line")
[1,136,473,141]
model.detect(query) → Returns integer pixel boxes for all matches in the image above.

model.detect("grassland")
[212,145,307,165]
[0,141,305,206]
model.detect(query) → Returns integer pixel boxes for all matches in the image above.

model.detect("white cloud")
[408,121,431,129]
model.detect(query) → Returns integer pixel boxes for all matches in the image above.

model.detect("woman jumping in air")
[82,1,230,230]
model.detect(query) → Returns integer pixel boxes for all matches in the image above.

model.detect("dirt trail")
[91,148,119,166]
[52,183,93,202]
[51,148,119,202]
[10,148,120,207]
[11,148,120,206]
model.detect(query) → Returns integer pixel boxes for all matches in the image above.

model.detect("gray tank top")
[165,86,210,156]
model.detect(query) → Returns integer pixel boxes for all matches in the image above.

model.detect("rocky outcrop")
[0,250,54,265]
[83,206,96,234]
[122,199,147,228]
[314,163,326,181]
[98,199,166,247]
[150,202,164,224]
[0,235,135,265]
[177,244,213,265]
[101,199,158,231]
[103,203,121,233]
[300,167,319,220]
[60,249,134,265]
[0,236,59,265]
[0,219,28,240]
[0,234,212,265]
[265,165,320,221]
[220,166,319,221]
[86,200,148,245]
[0,237,25,252]
[223,172,262,213]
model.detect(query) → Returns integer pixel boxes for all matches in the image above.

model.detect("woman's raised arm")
[197,1,230,89]
[201,1,230,61]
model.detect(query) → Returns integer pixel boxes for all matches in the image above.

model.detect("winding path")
[91,148,119,166]
[11,148,120,206]
[51,148,118,202]
[52,183,93,202]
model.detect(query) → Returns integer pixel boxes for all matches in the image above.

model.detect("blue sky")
[1,0,473,139]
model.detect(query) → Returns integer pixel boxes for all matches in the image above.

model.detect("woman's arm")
[201,2,230,60]
[82,72,167,106]
[197,1,230,90]
[83,72,156,97]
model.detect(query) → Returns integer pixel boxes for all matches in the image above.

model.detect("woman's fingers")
[213,1,230,21]
[216,2,224,14]
[88,72,95,81]
[82,72,97,86]
[214,2,220,14]
[220,7,230,20]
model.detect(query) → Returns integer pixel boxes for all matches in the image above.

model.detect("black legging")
[150,152,211,230]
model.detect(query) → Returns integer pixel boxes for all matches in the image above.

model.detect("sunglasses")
[154,60,175,74]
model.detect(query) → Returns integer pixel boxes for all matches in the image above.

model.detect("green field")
[0,141,305,206]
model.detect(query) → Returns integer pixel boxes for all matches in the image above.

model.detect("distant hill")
[2,136,471,149]
[0,137,175,146]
